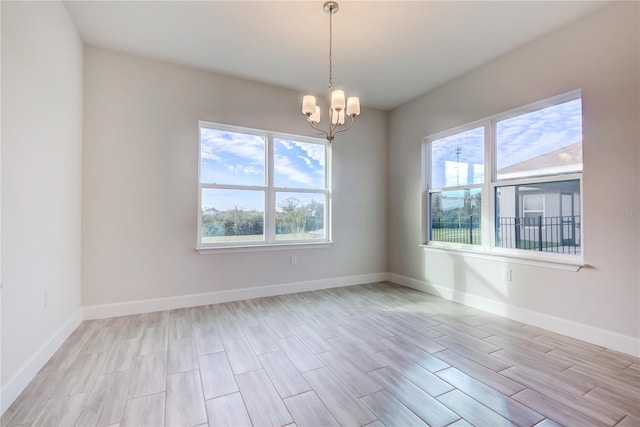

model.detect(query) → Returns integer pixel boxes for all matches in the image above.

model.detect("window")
[198,122,330,249]
[496,180,580,253]
[428,127,484,245]
[423,91,582,260]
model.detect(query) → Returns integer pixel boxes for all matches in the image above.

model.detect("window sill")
[419,244,585,272]
[196,241,333,254]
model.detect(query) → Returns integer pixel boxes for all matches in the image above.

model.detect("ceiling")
[64,1,608,111]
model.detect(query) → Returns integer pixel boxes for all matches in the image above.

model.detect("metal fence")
[430,215,581,254]
[497,215,581,254]
[431,216,481,245]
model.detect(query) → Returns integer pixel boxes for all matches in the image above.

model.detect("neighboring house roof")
[498,141,582,179]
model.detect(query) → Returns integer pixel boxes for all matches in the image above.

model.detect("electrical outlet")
[502,268,512,282]
[290,255,297,265]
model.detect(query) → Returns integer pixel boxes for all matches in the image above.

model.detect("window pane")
[523,194,544,211]
[201,188,264,243]
[495,180,580,254]
[431,127,484,189]
[274,139,326,189]
[275,192,326,240]
[200,128,266,186]
[496,98,582,180]
[429,188,482,245]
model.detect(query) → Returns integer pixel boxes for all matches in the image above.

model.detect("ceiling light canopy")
[302,1,360,143]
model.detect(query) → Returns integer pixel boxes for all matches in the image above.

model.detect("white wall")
[82,47,387,308]
[388,2,639,354]
[1,1,83,410]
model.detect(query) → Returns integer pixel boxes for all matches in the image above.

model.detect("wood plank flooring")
[2,282,639,427]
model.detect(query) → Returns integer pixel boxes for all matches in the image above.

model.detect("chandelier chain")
[329,4,333,89]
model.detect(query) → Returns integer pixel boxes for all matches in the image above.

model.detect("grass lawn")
[432,228,482,245]
[431,228,563,250]
[519,239,560,249]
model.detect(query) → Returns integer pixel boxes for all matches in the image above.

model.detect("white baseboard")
[387,272,640,358]
[83,273,389,319]
[1,308,83,413]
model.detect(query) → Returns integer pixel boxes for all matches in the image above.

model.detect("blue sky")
[200,128,265,188]
[201,188,265,213]
[200,128,325,211]
[432,127,485,189]
[274,138,325,189]
[431,98,582,189]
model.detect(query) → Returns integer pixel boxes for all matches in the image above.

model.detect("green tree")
[201,206,263,237]
[279,198,306,234]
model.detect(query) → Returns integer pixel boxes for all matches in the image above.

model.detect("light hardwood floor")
[2,282,639,427]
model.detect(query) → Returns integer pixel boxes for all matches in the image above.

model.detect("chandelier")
[301,1,360,142]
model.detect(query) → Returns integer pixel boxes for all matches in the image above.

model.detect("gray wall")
[388,3,639,342]
[82,47,388,306]
[1,1,83,407]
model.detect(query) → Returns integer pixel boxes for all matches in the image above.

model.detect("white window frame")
[197,122,331,253]
[422,90,584,269]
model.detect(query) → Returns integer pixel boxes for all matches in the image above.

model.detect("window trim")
[196,121,332,251]
[422,90,584,267]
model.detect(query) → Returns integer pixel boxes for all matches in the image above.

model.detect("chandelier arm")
[326,108,341,137]
[333,115,356,135]
[329,116,341,136]
[307,120,330,138]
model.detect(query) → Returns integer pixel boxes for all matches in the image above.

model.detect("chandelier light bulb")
[346,97,360,116]
[302,95,316,116]
[331,109,345,125]
[331,90,346,111]
[309,106,321,124]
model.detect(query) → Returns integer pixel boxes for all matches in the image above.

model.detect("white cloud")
[200,145,221,161]
[496,99,582,168]
[201,129,265,163]
[299,155,313,168]
[202,131,326,188]
[201,129,267,185]
[274,154,313,186]
[272,138,326,188]
[224,163,263,177]
[294,141,325,167]
[430,98,582,184]
[243,166,262,175]
[431,127,484,188]
[280,140,293,150]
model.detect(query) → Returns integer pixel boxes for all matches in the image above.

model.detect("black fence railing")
[430,215,582,254]
[497,215,581,254]
[431,216,481,245]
